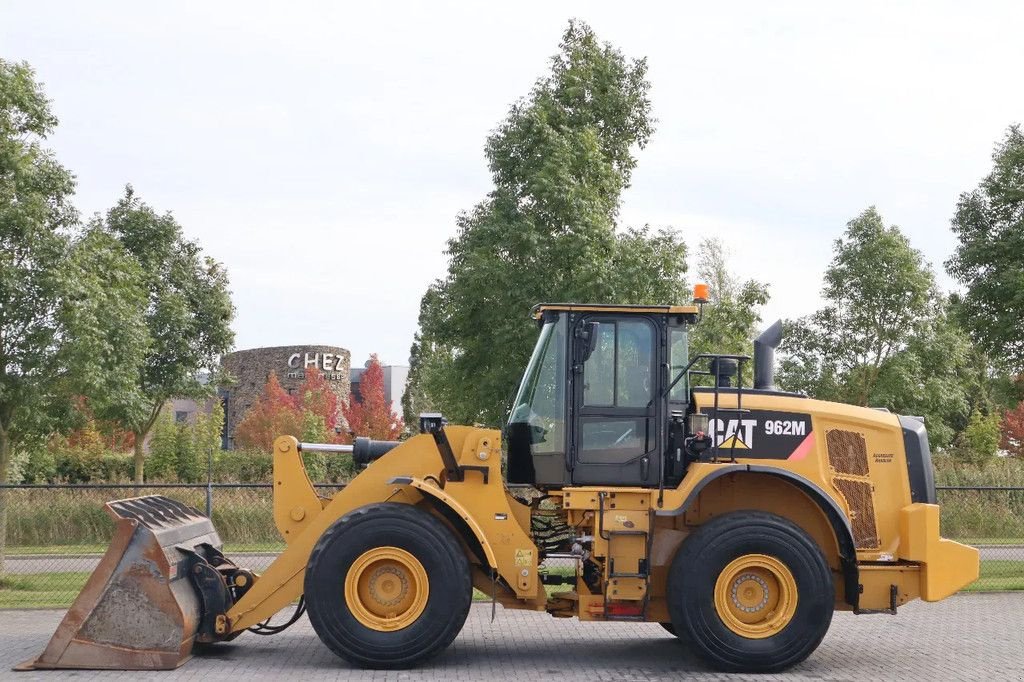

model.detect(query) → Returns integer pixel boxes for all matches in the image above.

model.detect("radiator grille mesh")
[826,429,870,476]
[832,478,879,549]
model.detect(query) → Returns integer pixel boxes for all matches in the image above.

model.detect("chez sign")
[286,352,345,381]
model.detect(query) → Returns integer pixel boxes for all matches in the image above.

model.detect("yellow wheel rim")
[713,554,798,639]
[345,546,429,632]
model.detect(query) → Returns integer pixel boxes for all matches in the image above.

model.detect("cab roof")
[531,303,701,319]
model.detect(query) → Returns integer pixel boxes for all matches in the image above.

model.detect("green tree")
[947,125,1024,373]
[867,300,978,448]
[778,208,935,406]
[688,238,770,363]
[951,407,1002,465]
[0,61,148,575]
[96,187,235,482]
[149,400,224,483]
[409,22,688,425]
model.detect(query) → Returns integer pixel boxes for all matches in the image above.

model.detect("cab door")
[570,314,661,486]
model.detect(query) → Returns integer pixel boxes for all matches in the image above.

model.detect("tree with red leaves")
[299,367,339,434]
[1002,401,1024,458]
[343,355,403,440]
[233,373,303,451]
[66,397,136,453]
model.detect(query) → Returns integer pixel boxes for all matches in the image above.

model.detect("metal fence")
[0,483,1021,608]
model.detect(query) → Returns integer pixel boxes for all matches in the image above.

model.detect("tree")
[409,22,688,425]
[96,187,235,482]
[951,407,1002,465]
[866,300,980,448]
[0,60,148,576]
[343,355,403,440]
[947,125,1024,373]
[1003,398,1024,458]
[233,373,303,452]
[777,208,934,406]
[148,399,224,482]
[299,366,339,434]
[65,397,137,453]
[688,238,770,362]
[234,368,344,451]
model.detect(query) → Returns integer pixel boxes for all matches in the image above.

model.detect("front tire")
[305,503,472,669]
[667,511,834,673]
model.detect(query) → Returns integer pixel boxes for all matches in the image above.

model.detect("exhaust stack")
[753,320,784,390]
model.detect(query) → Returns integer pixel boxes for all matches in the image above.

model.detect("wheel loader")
[21,298,980,674]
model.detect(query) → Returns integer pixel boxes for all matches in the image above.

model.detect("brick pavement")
[1,594,1021,681]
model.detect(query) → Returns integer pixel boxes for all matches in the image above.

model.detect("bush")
[210,446,358,484]
[948,408,1002,465]
[147,402,225,482]
[213,449,272,483]
[18,446,57,484]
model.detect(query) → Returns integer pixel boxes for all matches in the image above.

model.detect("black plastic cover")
[899,415,936,504]
[353,437,400,465]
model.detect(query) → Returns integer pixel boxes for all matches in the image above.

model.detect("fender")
[388,475,498,568]
[385,474,542,601]
[658,464,860,608]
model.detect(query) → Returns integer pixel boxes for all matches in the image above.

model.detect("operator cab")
[506,303,700,488]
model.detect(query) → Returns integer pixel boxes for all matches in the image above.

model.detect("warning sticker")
[514,549,533,566]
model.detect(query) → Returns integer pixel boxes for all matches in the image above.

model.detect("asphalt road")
[2,595,1022,681]
[6,547,1021,575]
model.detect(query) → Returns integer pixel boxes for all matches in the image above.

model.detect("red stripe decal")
[787,432,814,461]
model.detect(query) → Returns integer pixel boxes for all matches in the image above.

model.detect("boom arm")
[226,429,541,632]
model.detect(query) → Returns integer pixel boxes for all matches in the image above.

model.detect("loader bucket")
[19,495,222,671]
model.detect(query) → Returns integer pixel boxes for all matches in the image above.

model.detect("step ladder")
[597,492,652,621]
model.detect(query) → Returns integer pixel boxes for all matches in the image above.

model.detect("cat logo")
[702,409,813,459]
[710,418,757,449]
[718,434,750,449]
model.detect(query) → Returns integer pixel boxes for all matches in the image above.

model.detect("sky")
[2,2,1023,367]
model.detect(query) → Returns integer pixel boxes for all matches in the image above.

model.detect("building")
[220,345,352,449]
[166,346,409,449]
[350,363,409,409]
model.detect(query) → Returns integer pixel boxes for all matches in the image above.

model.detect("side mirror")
[575,321,600,363]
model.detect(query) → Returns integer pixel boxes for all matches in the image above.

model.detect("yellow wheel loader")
[22,301,980,674]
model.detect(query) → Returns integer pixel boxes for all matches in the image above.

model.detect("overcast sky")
[3,2,1023,367]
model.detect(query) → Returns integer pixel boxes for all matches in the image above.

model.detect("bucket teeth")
[20,494,231,671]
[108,496,206,529]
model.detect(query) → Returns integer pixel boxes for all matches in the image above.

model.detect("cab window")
[507,315,567,455]
[582,320,653,408]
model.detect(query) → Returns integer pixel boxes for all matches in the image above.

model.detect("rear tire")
[305,503,472,669]
[667,511,834,673]
[659,622,677,636]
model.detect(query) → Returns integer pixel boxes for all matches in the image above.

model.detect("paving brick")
[1,595,1021,681]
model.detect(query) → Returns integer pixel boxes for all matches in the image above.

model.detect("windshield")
[508,315,566,455]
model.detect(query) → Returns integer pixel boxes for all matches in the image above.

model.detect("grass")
[934,457,1024,540]
[961,560,1024,592]
[0,572,90,608]
[2,487,283,547]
